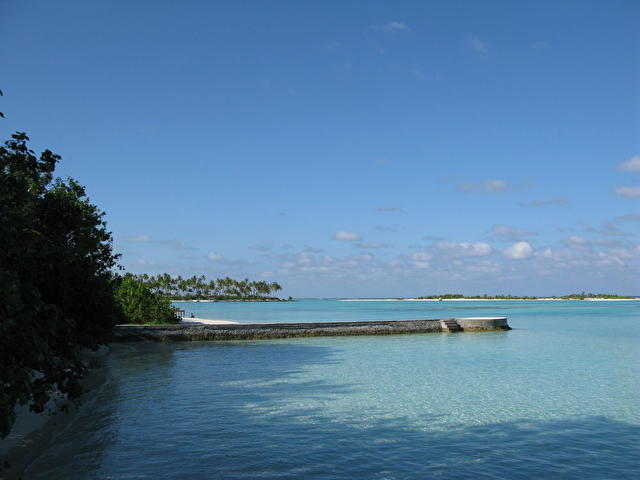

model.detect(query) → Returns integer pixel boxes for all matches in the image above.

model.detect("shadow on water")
[20,340,640,480]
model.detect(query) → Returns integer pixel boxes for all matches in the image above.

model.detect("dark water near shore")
[21,301,640,479]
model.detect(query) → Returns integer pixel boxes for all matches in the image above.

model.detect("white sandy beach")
[582,298,639,301]
[173,299,218,303]
[180,317,239,325]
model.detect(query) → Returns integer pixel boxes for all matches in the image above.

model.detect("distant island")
[415,293,636,300]
[341,293,637,301]
[131,273,291,301]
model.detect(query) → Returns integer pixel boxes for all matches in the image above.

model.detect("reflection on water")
[21,301,640,479]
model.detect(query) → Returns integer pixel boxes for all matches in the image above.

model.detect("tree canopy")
[132,273,284,300]
[0,133,123,438]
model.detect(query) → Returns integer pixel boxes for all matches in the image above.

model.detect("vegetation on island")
[416,293,635,300]
[114,275,180,324]
[558,292,635,300]
[0,133,125,438]
[131,273,287,301]
[416,294,539,300]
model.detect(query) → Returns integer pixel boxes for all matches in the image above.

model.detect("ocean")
[20,300,640,479]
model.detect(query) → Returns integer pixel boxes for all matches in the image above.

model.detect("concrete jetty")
[111,317,510,342]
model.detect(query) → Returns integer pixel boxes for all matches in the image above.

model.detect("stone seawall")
[457,317,510,331]
[111,317,510,342]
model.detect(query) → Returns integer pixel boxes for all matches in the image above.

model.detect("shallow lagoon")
[23,300,640,478]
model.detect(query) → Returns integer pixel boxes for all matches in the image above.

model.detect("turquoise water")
[23,300,640,479]
[175,298,636,325]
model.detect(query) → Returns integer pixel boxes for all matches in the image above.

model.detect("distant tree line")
[131,273,285,300]
[416,294,539,299]
[416,293,634,300]
[559,292,634,300]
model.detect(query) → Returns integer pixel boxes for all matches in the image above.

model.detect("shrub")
[114,275,179,324]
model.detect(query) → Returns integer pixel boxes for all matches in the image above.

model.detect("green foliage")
[416,293,633,300]
[0,133,123,438]
[560,293,634,300]
[131,273,285,300]
[417,294,465,299]
[114,275,178,324]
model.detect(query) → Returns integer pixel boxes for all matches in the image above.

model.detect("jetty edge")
[111,317,510,342]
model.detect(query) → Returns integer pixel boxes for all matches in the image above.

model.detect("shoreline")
[339,298,638,302]
[172,298,289,303]
[180,317,239,325]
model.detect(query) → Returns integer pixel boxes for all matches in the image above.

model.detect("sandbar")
[180,317,239,325]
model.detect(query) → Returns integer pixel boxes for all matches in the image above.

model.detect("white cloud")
[135,258,156,266]
[483,180,507,192]
[459,179,508,193]
[376,206,402,212]
[535,248,554,259]
[561,236,625,249]
[617,155,640,173]
[580,222,628,236]
[423,235,445,241]
[356,242,390,249]
[379,21,408,33]
[128,234,151,242]
[374,158,392,165]
[434,242,492,257]
[123,234,196,250]
[411,251,432,261]
[334,231,362,241]
[469,36,489,54]
[413,261,431,269]
[521,197,569,207]
[296,251,315,264]
[207,251,222,261]
[410,251,432,269]
[503,241,534,259]
[258,235,638,294]
[491,224,536,240]
[616,214,640,223]
[615,186,640,198]
[562,236,590,247]
[466,260,500,273]
[248,244,271,251]
[376,225,401,232]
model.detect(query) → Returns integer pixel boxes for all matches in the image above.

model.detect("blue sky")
[2,0,639,296]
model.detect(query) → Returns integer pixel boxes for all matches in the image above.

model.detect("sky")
[1,0,639,297]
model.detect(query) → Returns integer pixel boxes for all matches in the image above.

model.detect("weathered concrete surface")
[457,317,510,331]
[111,317,510,342]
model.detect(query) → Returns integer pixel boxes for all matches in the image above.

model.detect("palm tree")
[269,282,282,296]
